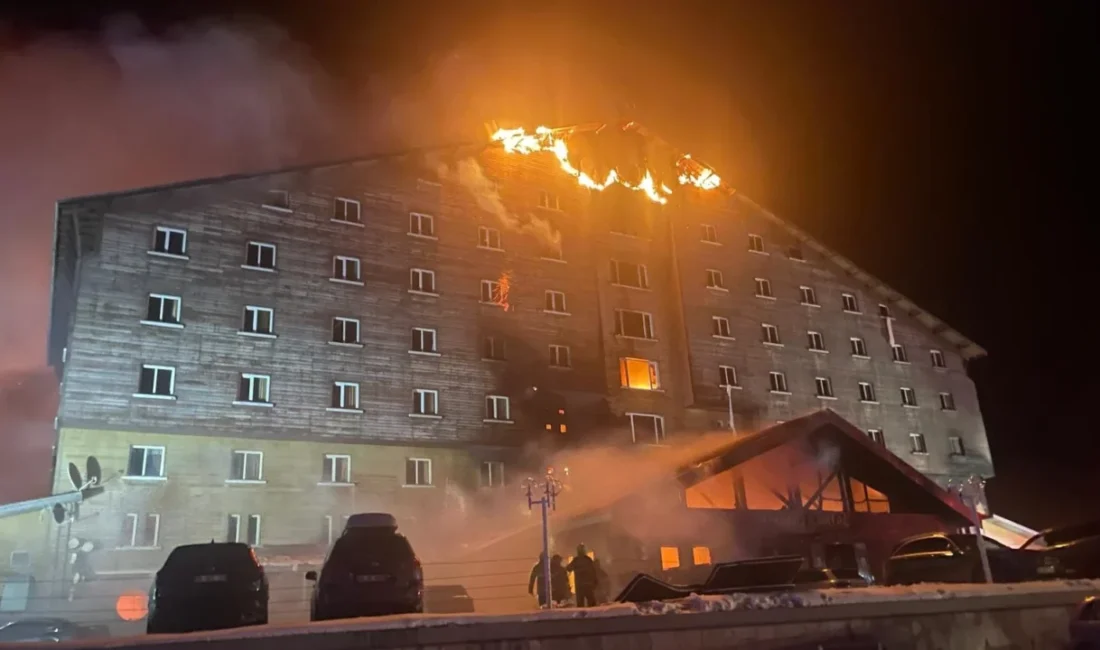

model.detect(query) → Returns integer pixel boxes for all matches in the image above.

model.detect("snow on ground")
[90,580,1100,646]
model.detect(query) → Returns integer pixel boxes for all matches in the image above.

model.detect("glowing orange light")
[116,591,149,621]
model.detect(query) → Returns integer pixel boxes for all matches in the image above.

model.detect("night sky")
[1,1,1095,527]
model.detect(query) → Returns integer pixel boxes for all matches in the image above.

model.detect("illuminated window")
[768,371,788,394]
[815,377,835,399]
[748,233,765,253]
[799,286,818,306]
[842,293,860,313]
[692,546,712,566]
[858,382,877,403]
[409,212,435,238]
[701,224,719,244]
[478,226,503,250]
[610,260,650,289]
[629,413,665,444]
[761,323,781,345]
[850,337,868,357]
[712,316,733,338]
[930,349,947,368]
[909,433,927,454]
[900,387,918,407]
[660,546,680,570]
[808,331,826,352]
[333,197,361,223]
[939,392,956,411]
[754,278,774,298]
[620,358,660,390]
[480,279,504,305]
[705,269,726,290]
[892,344,909,363]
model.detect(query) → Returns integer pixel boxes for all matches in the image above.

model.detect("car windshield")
[949,534,1007,552]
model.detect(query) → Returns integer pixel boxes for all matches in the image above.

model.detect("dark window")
[617,310,655,339]
[153,227,187,255]
[264,190,290,210]
[483,336,506,361]
[787,245,804,261]
[610,260,649,289]
[146,295,181,324]
[138,365,174,396]
[333,197,361,223]
[245,242,276,269]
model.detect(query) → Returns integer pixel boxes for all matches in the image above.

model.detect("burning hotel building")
[38,123,992,613]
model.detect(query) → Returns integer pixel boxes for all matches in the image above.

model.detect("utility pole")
[524,468,564,609]
[950,474,992,584]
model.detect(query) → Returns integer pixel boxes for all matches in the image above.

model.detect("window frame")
[619,357,661,391]
[143,293,182,327]
[850,337,869,358]
[241,305,275,337]
[841,292,861,314]
[900,386,918,407]
[761,323,782,346]
[410,327,438,355]
[616,309,656,340]
[930,349,947,369]
[628,413,666,444]
[747,233,765,253]
[262,189,291,211]
[480,461,505,488]
[858,381,877,403]
[405,457,433,486]
[712,316,733,339]
[330,381,361,411]
[891,344,910,364]
[754,278,774,299]
[246,514,262,547]
[701,224,719,244]
[868,429,886,446]
[480,279,505,306]
[948,436,966,456]
[332,197,362,224]
[409,268,438,295]
[549,344,572,369]
[909,433,928,455]
[331,317,362,346]
[482,335,507,361]
[408,212,436,238]
[121,513,160,549]
[236,373,272,405]
[718,365,739,389]
[815,377,836,399]
[787,245,804,261]
[807,331,826,352]
[229,450,265,483]
[485,395,512,422]
[478,226,503,251]
[768,371,789,394]
[243,241,277,271]
[411,388,440,417]
[136,364,176,399]
[705,268,727,291]
[151,226,188,258]
[227,514,241,543]
[939,392,957,411]
[610,260,650,290]
[799,286,819,307]
[332,255,363,284]
[322,453,352,484]
[544,290,569,314]
[126,445,166,479]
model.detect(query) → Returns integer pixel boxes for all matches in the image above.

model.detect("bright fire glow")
[491,125,722,204]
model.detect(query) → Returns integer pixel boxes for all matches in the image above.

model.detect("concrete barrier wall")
[57,583,1100,650]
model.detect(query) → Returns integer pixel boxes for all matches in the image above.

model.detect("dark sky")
[1,1,1096,527]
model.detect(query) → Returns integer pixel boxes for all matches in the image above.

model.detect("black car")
[792,567,872,590]
[0,618,107,643]
[306,513,423,620]
[146,542,269,634]
[885,532,1036,585]
[1023,520,1100,580]
[1069,596,1100,650]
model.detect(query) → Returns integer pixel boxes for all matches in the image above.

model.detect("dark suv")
[306,513,423,620]
[885,532,1035,585]
[146,542,269,634]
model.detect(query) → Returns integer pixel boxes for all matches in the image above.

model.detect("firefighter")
[550,555,570,606]
[566,544,598,607]
[527,552,550,608]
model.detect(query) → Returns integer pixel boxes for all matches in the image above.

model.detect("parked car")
[0,618,108,642]
[146,542,269,634]
[306,513,423,621]
[792,567,872,590]
[1069,596,1100,650]
[424,584,475,613]
[885,532,1036,585]
[1022,520,1100,580]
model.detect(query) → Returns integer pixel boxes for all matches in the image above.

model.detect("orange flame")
[497,270,512,312]
[491,125,723,204]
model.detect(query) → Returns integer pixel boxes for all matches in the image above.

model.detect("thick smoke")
[436,157,562,247]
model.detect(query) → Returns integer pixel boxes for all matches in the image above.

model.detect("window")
[410,268,437,294]
[892,344,909,363]
[480,279,505,305]
[480,461,505,488]
[616,310,655,339]
[412,389,439,416]
[815,377,835,399]
[263,189,290,210]
[868,429,886,446]
[769,371,789,393]
[718,365,738,388]
[333,197,361,223]
[610,260,650,289]
[230,450,263,481]
[705,269,726,290]
[808,331,826,352]
[900,387,918,407]
[544,290,568,313]
[137,365,175,397]
[620,358,660,390]
[144,294,181,325]
[842,293,860,313]
[411,327,437,354]
[246,515,261,546]
[712,316,732,338]
[799,286,818,306]
[127,445,165,478]
[692,546,712,566]
[539,190,560,210]
[788,245,804,261]
[323,454,351,483]
[237,374,271,404]
[227,514,240,543]
[949,436,966,456]
[242,306,274,335]
[331,381,360,410]
[541,237,564,261]
[482,336,506,361]
[701,224,718,244]
[478,226,502,250]
[331,317,361,345]
[549,344,571,368]
[485,395,511,421]
[660,546,681,570]
[332,256,362,283]
[858,382,877,403]
[405,458,432,486]
[909,433,928,454]
[152,227,187,256]
[879,303,891,318]
[939,392,957,411]
[748,233,765,253]
[629,413,665,444]
[930,349,947,368]
[120,513,160,548]
[409,212,435,238]
[754,278,774,298]
[761,323,781,345]
[850,337,868,357]
[322,516,334,546]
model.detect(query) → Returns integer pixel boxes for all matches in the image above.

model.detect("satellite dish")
[81,541,94,553]
[86,456,102,486]
[52,504,66,524]
[68,463,84,491]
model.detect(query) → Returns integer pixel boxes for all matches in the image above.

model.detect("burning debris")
[490,123,722,205]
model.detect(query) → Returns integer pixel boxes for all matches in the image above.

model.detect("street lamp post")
[524,468,564,609]
[950,474,992,584]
